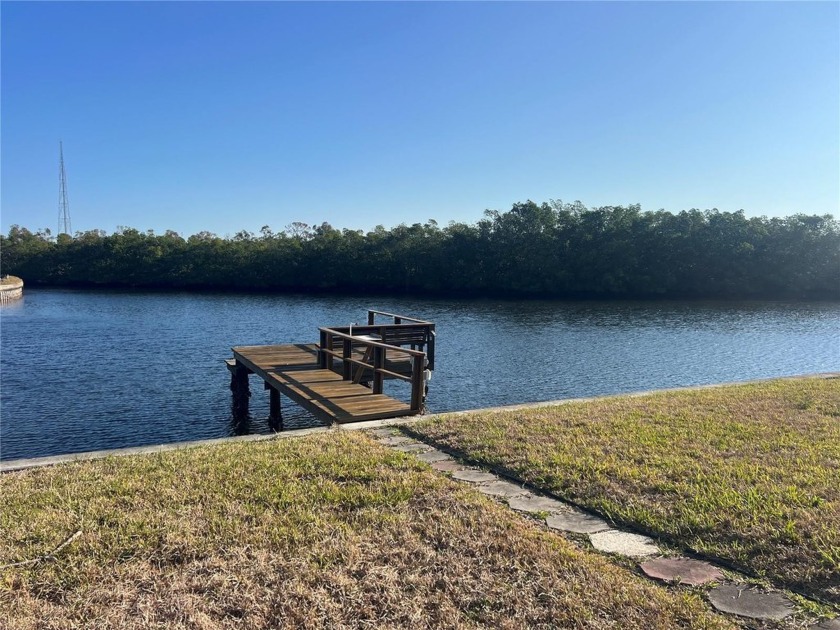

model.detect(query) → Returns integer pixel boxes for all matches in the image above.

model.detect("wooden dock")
[227,311,434,429]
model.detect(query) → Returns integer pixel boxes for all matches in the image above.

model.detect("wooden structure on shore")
[227,310,435,430]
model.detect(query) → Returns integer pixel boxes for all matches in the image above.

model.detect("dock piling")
[268,387,282,431]
[230,362,251,419]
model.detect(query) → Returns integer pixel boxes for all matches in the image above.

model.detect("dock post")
[230,363,251,419]
[342,338,352,380]
[373,346,385,394]
[410,355,424,411]
[268,387,282,431]
[319,330,328,369]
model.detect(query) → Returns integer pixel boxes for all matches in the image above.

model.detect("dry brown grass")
[0,432,731,629]
[412,377,840,604]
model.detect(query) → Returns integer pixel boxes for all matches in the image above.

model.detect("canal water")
[1,289,838,460]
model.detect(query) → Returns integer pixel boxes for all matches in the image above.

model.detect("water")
[1,289,838,461]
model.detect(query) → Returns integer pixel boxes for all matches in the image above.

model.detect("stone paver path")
[589,530,660,557]
[545,511,611,534]
[474,480,528,498]
[370,428,397,438]
[416,450,452,463]
[429,460,462,472]
[707,585,793,621]
[640,557,724,586]
[451,470,497,483]
[377,435,413,446]
[368,428,814,628]
[507,494,566,514]
[392,442,429,452]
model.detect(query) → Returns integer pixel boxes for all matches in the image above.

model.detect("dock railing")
[318,327,427,412]
[366,309,432,325]
[365,309,435,370]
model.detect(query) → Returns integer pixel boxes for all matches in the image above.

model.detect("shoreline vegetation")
[2,202,838,299]
[411,377,840,605]
[1,433,733,629]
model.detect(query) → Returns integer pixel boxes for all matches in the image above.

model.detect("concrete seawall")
[0,277,23,303]
[2,372,837,473]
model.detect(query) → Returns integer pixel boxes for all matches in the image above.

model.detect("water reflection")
[229,411,250,436]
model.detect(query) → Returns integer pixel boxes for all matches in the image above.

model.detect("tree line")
[2,201,837,299]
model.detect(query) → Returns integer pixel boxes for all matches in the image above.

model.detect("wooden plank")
[232,343,417,425]
[233,344,319,373]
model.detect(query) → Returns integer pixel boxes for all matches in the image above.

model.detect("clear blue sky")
[2,1,838,238]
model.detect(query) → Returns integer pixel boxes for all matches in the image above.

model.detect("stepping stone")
[417,450,452,463]
[378,436,412,446]
[507,494,566,514]
[430,460,463,472]
[707,585,793,621]
[393,443,428,452]
[546,511,611,534]
[370,428,396,438]
[812,619,840,630]
[589,530,660,557]
[475,480,528,498]
[452,470,497,484]
[640,557,724,586]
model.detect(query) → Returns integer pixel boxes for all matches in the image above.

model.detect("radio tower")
[58,141,72,236]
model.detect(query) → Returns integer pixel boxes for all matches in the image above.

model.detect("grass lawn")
[0,432,730,629]
[412,377,840,605]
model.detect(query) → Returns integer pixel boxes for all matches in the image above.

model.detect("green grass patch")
[413,377,840,604]
[0,432,730,628]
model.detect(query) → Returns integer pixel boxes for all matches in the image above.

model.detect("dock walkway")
[227,311,434,429]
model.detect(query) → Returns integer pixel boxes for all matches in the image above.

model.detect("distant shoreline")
[11,280,840,303]
[4,205,838,300]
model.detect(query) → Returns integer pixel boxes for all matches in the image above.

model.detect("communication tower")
[58,141,72,236]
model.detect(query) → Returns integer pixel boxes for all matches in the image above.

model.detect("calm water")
[1,289,838,461]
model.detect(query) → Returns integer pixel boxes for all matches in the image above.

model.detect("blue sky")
[2,1,838,237]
